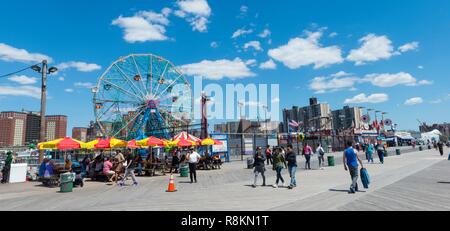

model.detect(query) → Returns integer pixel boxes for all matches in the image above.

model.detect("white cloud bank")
[0,85,41,99]
[57,61,102,72]
[8,75,37,85]
[175,0,211,32]
[404,97,423,106]
[180,58,256,80]
[112,8,171,43]
[268,30,343,69]
[344,93,389,104]
[0,43,52,63]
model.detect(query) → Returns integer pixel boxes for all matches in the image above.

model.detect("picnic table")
[143,162,167,176]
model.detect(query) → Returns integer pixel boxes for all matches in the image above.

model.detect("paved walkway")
[0,147,448,211]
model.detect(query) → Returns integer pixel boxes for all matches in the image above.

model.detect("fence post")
[240,133,244,161]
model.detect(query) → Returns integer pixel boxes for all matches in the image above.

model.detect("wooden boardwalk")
[0,147,448,211]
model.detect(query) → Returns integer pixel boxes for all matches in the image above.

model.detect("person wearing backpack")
[272,147,287,188]
[343,141,364,194]
[285,144,297,189]
[316,144,325,170]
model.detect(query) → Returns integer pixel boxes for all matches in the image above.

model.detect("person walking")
[376,141,385,164]
[1,151,13,184]
[265,145,273,165]
[316,144,325,170]
[285,144,297,189]
[170,150,180,173]
[343,141,364,194]
[366,142,374,164]
[272,147,287,188]
[303,143,313,170]
[252,147,266,188]
[119,151,139,187]
[437,141,444,156]
[187,148,201,183]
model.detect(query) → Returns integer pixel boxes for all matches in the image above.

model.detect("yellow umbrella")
[201,138,223,146]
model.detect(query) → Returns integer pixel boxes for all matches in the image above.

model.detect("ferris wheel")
[92,54,193,140]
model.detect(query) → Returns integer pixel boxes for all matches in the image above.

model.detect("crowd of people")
[250,139,447,194]
[32,147,213,187]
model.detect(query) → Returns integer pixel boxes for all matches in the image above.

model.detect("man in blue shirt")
[343,141,364,194]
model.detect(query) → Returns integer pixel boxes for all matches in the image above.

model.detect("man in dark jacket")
[437,141,444,156]
[252,147,266,188]
[285,144,297,189]
[1,151,13,184]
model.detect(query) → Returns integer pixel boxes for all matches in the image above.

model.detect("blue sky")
[0,0,449,133]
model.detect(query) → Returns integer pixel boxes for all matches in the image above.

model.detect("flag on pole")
[289,120,299,127]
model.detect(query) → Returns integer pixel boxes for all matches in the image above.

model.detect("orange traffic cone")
[166,174,177,192]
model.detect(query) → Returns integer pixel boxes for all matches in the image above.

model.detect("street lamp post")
[32,60,58,164]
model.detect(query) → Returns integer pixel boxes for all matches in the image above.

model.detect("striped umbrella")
[86,138,128,149]
[38,137,87,150]
[136,136,166,147]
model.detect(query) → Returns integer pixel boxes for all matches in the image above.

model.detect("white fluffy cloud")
[347,34,396,65]
[344,93,389,104]
[57,61,101,72]
[398,42,419,53]
[310,71,432,93]
[0,85,41,99]
[180,58,256,80]
[64,88,74,93]
[232,28,253,39]
[0,43,52,63]
[364,72,429,87]
[268,31,343,69]
[243,41,263,52]
[112,9,171,43]
[175,0,211,32]
[404,97,423,106]
[8,75,37,85]
[74,82,95,89]
[309,73,361,93]
[259,59,277,70]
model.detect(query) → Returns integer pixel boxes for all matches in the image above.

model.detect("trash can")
[419,146,423,151]
[247,157,254,169]
[327,156,335,167]
[60,172,75,193]
[180,165,189,177]
[396,149,401,155]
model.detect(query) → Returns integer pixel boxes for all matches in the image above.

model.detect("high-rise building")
[45,115,67,141]
[331,106,364,131]
[282,97,332,132]
[72,127,88,142]
[0,112,27,147]
[25,112,41,144]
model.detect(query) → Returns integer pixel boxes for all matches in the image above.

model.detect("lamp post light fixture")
[31,60,58,164]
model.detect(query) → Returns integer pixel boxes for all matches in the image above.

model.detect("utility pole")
[38,60,48,164]
[32,60,58,164]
